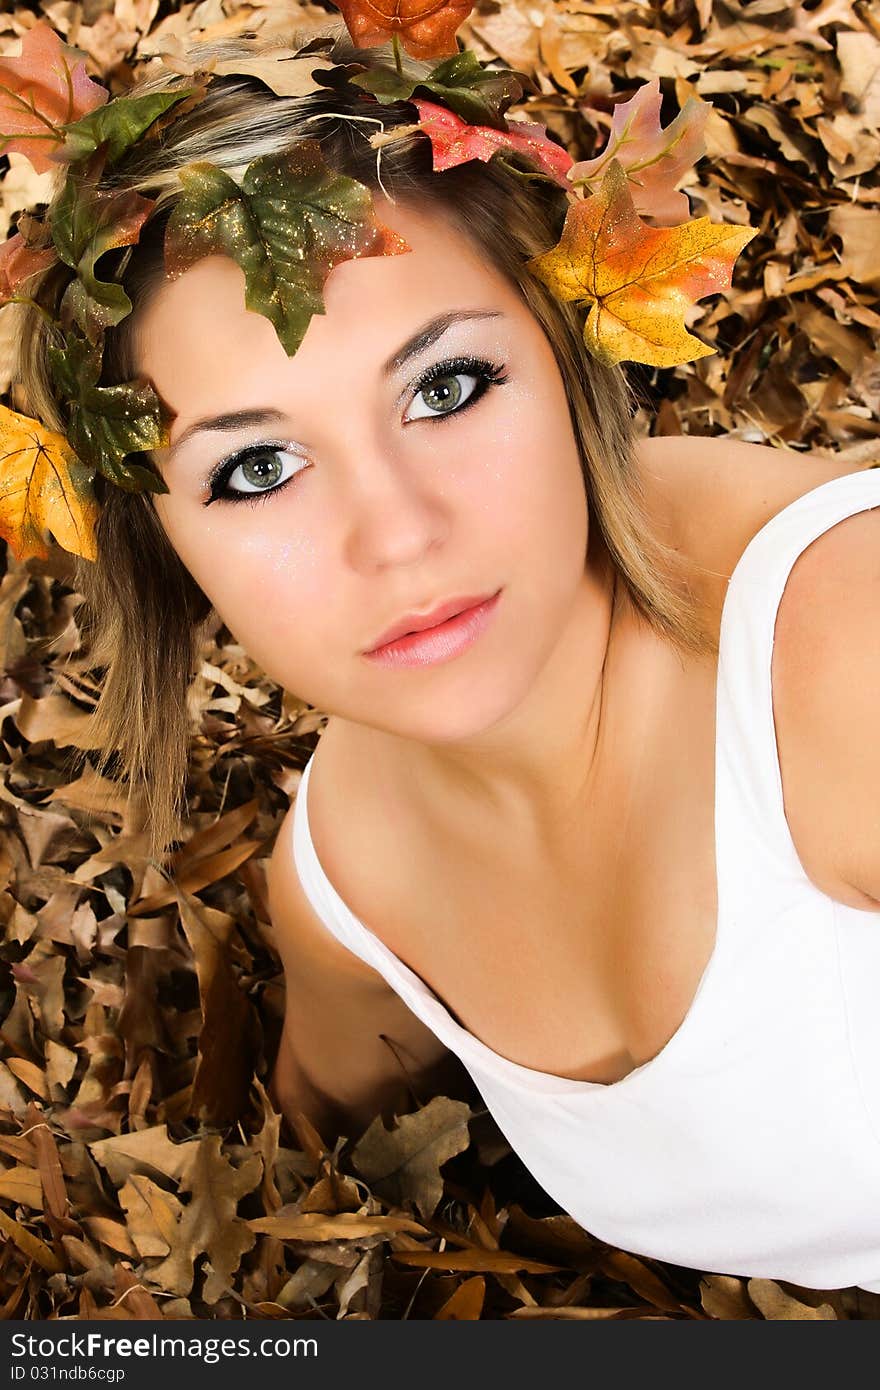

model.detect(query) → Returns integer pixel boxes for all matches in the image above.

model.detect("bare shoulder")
[634,434,861,632]
[637,433,880,909]
[768,479,880,911]
[265,758,459,1133]
[266,776,386,987]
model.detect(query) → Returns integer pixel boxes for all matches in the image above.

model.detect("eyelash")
[204,354,510,507]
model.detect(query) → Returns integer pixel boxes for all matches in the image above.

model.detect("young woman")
[12,29,880,1294]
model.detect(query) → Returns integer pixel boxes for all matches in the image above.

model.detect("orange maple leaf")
[333,0,476,60]
[0,404,99,562]
[0,20,108,174]
[527,160,758,367]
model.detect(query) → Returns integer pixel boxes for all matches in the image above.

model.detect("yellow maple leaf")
[0,404,99,562]
[527,159,758,368]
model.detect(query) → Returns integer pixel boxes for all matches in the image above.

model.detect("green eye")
[241,450,284,489]
[420,374,463,414]
[405,356,509,423]
[207,442,308,506]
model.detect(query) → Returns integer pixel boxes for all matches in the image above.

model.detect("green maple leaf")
[60,90,196,166]
[352,49,528,130]
[47,333,169,490]
[164,138,408,356]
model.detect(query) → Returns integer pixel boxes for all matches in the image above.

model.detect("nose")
[342,433,450,574]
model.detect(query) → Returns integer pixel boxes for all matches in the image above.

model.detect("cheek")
[155,496,330,653]
[447,390,585,551]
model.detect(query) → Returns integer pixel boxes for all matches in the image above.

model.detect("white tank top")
[291,467,880,1293]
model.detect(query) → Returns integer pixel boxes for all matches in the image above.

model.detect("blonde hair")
[14,27,714,862]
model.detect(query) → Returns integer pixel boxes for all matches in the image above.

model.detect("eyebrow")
[383,308,502,375]
[165,309,504,458]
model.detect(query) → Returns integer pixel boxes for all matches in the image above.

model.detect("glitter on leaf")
[412,97,572,183]
[164,139,411,358]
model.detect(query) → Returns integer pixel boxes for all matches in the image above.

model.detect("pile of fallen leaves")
[2,0,880,1321]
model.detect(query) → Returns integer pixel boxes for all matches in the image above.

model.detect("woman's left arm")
[772,501,880,910]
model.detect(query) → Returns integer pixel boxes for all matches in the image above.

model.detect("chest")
[310,655,723,1084]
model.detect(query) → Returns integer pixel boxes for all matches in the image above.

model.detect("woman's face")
[138,198,590,745]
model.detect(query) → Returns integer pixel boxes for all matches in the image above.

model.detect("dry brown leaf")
[392,1247,562,1274]
[168,797,260,877]
[434,1273,486,1318]
[828,205,880,286]
[82,1215,137,1258]
[113,1264,163,1319]
[0,1164,42,1208]
[119,1173,182,1258]
[508,1304,662,1318]
[351,1096,472,1220]
[747,1279,837,1319]
[89,1124,203,1187]
[175,891,258,1127]
[248,1210,428,1241]
[15,692,104,751]
[600,1249,692,1314]
[27,1103,69,1226]
[700,1273,756,1319]
[127,837,263,914]
[6,1058,49,1101]
[146,1138,261,1303]
[0,1205,63,1272]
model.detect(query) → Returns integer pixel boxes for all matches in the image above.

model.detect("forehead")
[133,199,520,402]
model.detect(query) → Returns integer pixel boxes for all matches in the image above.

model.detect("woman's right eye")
[206,444,308,507]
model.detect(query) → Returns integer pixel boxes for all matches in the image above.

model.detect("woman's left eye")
[405,356,509,423]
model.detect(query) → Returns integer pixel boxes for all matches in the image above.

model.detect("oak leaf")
[146,1138,262,1303]
[0,402,99,562]
[164,139,410,358]
[89,1125,201,1187]
[334,0,477,61]
[526,159,757,367]
[412,97,572,183]
[570,79,709,226]
[351,1095,472,1219]
[0,20,107,174]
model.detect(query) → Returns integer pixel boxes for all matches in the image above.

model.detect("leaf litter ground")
[1,0,880,1322]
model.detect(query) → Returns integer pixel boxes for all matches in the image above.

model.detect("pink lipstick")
[363,590,502,669]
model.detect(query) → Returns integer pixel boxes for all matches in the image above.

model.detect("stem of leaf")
[495,155,557,185]
[392,32,403,76]
[6,295,57,329]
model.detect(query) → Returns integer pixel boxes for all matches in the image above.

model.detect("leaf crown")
[0,3,757,565]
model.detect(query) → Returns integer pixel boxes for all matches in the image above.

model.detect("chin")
[365,662,537,748]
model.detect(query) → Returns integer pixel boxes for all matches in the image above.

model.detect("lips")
[365,592,499,652]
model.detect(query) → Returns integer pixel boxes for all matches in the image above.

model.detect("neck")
[373,528,629,842]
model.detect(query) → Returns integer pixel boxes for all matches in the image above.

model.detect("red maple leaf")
[413,98,573,184]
